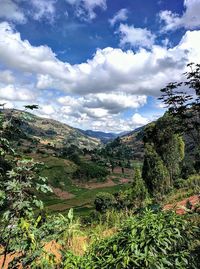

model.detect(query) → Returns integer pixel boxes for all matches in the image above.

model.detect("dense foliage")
[0,63,200,269]
[0,111,79,268]
[62,209,199,269]
[142,114,185,197]
[74,161,109,181]
[159,63,200,172]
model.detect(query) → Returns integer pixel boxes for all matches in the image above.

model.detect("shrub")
[94,192,116,213]
[85,209,199,269]
[186,174,200,192]
[74,162,109,181]
[175,174,200,192]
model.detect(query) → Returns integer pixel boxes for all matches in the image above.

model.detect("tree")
[143,114,185,187]
[0,109,77,268]
[159,63,200,171]
[94,192,116,213]
[131,168,148,207]
[24,105,39,110]
[0,103,6,109]
[142,143,170,197]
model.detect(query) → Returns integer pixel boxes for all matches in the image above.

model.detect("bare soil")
[163,195,200,214]
[77,179,116,189]
[51,186,75,199]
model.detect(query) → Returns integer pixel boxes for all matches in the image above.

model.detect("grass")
[46,184,128,214]
[29,153,130,215]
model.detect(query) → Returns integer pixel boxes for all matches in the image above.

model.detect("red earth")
[163,195,200,215]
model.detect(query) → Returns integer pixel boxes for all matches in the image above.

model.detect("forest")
[0,63,200,268]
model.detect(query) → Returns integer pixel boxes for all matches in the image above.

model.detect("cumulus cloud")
[1,22,200,131]
[65,0,107,21]
[89,112,150,132]
[0,22,70,80]
[40,104,55,115]
[57,93,147,118]
[0,0,26,24]
[159,0,200,31]
[109,8,128,26]
[0,85,36,101]
[82,93,147,112]
[0,70,15,84]
[118,23,156,49]
[36,98,150,132]
[132,113,149,126]
[1,22,200,99]
[30,0,57,22]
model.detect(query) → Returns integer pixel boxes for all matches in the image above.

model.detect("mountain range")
[1,109,149,161]
[78,129,130,143]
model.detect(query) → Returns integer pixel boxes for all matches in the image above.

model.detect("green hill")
[2,109,100,155]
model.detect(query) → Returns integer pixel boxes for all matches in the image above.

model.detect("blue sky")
[0,0,200,132]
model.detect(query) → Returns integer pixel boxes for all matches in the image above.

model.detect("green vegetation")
[94,192,116,213]
[77,210,199,269]
[0,111,71,268]
[0,63,200,268]
[74,161,109,182]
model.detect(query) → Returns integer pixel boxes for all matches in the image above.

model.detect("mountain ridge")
[1,109,101,154]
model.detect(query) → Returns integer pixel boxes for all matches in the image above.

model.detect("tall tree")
[159,63,200,171]
[143,115,185,188]
[142,143,170,197]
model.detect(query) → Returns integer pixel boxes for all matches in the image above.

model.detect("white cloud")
[159,0,200,31]
[65,0,107,21]
[132,113,149,126]
[41,104,55,115]
[1,22,200,131]
[0,0,26,23]
[57,93,147,118]
[1,22,200,100]
[109,8,128,26]
[83,93,147,112]
[30,0,57,22]
[0,70,15,84]
[0,85,36,101]
[38,101,150,132]
[118,23,156,49]
[0,22,69,80]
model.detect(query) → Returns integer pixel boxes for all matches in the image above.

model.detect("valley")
[0,1,200,267]
[0,64,200,269]
[1,109,143,216]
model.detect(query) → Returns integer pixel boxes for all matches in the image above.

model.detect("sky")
[0,0,200,133]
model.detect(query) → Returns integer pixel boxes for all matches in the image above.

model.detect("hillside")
[78,129,119,143]
[101,126,145,162]
[2,109,101,155]
[107,113,198,163]
[1,109,133,214]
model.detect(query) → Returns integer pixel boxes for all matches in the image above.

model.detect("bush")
[186,174,200,192]
[74,162,109,181]
[85,210,199,269]
[62,209,199,269]
[175,174,200,192]
[94,192,116,213]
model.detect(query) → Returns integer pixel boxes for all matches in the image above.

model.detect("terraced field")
[31,154,134,215]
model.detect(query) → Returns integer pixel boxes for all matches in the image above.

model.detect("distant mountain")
[2,109,101,155]
[109,113,198,162]
[78,129,120,143]
[106,126,146,161]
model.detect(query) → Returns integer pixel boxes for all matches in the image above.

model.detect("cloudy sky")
[0,0,200,132]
